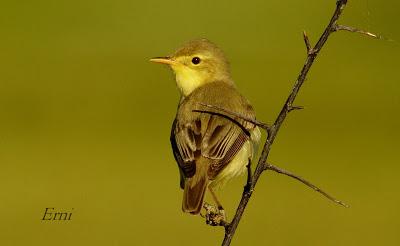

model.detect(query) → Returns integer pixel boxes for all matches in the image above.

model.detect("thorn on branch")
[303,31,312,54]
[265,163,349,208]
[288,104,304,112]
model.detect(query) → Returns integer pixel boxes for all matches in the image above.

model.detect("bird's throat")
[175,71,204,97]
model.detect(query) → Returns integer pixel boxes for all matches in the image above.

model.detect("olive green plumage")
[151,39,261,215]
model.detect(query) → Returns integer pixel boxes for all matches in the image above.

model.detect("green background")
[0,0,399,245]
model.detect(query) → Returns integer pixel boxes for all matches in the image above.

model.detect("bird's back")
[177,81,256,125]
[172,81,259,214]
[174,81,257,179]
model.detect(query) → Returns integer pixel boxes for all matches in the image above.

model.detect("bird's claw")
[203,202,227,226]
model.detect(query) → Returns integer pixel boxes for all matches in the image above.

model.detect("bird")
[150,39,261,217]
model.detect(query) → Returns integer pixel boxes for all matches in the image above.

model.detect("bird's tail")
[182,165,208,215]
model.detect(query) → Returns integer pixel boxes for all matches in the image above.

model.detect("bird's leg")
[209,186,224,210]
[203,186,227,226]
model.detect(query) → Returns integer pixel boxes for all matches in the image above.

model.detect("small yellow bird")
[150,39,261,216]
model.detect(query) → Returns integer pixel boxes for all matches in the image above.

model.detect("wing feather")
[170,82,258,186]
[173,114,252,182]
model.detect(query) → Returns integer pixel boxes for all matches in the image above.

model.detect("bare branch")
[221,1,351,245]
[334,24,390,41]
[196,103,270,130]
[265,163,349,208]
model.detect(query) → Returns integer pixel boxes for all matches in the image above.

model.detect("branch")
[195,103,270,131]
[196,108,348,208]
[334,24,390,41]
[222,1,350,245]
[303,31,312,54]
[193,109,252,137]
[265,163,349,208]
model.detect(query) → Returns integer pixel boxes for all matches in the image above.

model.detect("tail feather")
[182,175,208,214]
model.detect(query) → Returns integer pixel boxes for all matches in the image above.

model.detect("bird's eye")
[192,57,201,65]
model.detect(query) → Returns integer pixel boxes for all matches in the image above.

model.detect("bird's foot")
[203,202,227,226]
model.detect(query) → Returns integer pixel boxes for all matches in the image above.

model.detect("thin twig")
[221,1,350,245]
[334,24,390,41]
[288,105,304,112]
[193,109,252,137]
[196,103,270,130]
[265,163,349,208]
[303,31,312,54]
[196,101,346,207]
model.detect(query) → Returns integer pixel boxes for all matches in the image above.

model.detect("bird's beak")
[149,56,176,65]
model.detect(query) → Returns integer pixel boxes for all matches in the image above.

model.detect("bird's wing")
[170,118,194,189]
[173,114,252,180]
[202,115,251,179]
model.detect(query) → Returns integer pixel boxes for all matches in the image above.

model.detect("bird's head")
[150,39,232,97]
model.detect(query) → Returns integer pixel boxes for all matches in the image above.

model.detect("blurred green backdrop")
[0,0,399,245]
